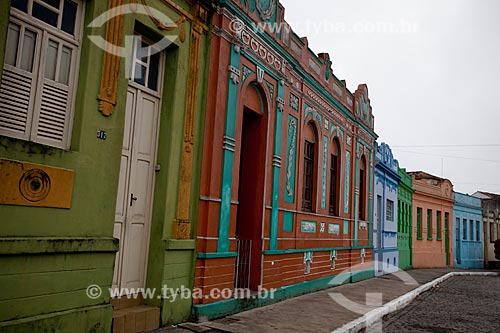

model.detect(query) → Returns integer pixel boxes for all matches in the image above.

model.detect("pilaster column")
[368,150,374,246]
[354,143,361,247]
[216,44,241,252]
[97,0,125,116]
[172,11,205,239]
[269,81,285,250]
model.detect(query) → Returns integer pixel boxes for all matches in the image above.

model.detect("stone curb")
[332,271,499,333]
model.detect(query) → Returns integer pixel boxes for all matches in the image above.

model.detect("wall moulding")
[97,1,210,117]
[223,14,286,75]
[172,16,206,240]
[97,0,125,116]
[304,89,347,129]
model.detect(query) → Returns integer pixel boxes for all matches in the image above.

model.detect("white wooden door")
[112,86,161,291]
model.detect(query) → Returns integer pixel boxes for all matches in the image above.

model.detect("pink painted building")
[409,172,454,268]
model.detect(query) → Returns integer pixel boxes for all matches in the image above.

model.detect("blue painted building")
[373,143,401,275]
[453,192,484,268]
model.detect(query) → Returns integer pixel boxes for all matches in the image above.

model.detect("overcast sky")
[280,0,500,195]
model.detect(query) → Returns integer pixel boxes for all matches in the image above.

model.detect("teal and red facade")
[194,0,377,319]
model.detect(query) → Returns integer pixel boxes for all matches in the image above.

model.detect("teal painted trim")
[344,151,351,214]
[218,149,234,253]
[304,102,322,126]
[192,298,242,322]
[284,115,298,203]
[283,211,294,232]
[270,81,285,250]
[241,64,254,85]
[328,223,340,235]
[192,268,375,321]
[321,135,328,209]
[241,53,280,81]
[192,273,347,321]
[351,269,375,283]
[263,245,373,255]
[224,45,241,138]
[343,219,349,235]
[270,166,280,250]
[221,1,377,140]
[291,31,306,45]
[308,48,322,62]
[197,252,237,259]
[235,0,277,23]
[217,44,241,253]
[225,3,351,118]
[241,50,352,128]
[353,144,360,247]
[352,245,375,250]
[274,81,285,156]
[355,137,373,151]
[301,220,316,233]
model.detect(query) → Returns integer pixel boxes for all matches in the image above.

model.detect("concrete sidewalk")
[151,269,488,333]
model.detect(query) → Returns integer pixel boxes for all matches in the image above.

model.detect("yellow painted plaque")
[0,159,74,208]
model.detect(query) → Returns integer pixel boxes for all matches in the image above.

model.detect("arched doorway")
[235,83,268,291]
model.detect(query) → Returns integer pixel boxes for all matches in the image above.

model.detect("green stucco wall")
[0,1,120,331]
[0,0,211,330]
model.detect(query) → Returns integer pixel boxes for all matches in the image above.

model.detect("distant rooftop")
[472,191,500,200]
[407,171,448,182]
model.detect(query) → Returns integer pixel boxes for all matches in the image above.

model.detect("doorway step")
[111,295,160,333]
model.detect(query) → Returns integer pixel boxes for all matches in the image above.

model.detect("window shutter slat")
[1,5,82,150]
[32,78,70,147]
[0,66,34,139]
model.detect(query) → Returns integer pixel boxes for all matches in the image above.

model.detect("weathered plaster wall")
[0,0,213,330]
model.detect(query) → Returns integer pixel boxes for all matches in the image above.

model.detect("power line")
[393,149,500,163]
[392,144,500,148]
[454,182,500,186]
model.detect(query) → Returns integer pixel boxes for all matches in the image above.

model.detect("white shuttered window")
[0,0,83,149]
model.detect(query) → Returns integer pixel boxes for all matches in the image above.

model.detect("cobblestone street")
[378,275,500,333]
[152,269,494,333]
